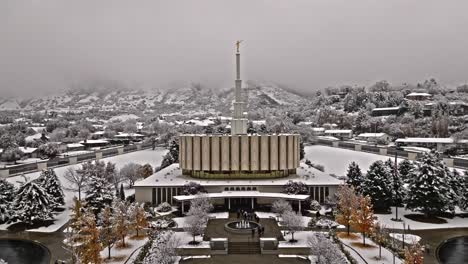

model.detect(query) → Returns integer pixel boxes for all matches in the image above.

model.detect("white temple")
[231,48,248,135]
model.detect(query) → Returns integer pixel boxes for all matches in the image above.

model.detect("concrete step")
[228,242,261,254]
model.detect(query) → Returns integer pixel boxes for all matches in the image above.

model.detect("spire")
[231,41,247,135]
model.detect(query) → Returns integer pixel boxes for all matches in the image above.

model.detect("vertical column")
[182,201,185,214]
[228,198,231,210]
[251,198,254,209]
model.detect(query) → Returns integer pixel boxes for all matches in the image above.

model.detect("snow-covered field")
[1,148,167,233]
[339,232,403,264]
[304,145,403,176]
[375,207,468,230]
[389,233,421,244]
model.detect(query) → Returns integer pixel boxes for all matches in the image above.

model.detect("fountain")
[0,239,50,264]
[224,220,259,234]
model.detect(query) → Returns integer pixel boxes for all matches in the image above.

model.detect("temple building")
[134,44,342,211]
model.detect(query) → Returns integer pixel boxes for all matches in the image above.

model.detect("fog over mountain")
[2,0,468,97]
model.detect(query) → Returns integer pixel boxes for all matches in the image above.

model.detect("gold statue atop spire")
[236,40,243,53]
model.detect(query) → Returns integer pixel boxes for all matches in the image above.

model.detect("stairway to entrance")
[228,241,261,254]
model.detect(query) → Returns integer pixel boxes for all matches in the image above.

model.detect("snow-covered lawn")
[375,207,468,230]
[338,232,402,264]
[1,148,167,233]
[255,211,277,219]
[389,233,421,244]
[100,236,148,264]
[278,231,326,248]
[208,212,229,219]
[305,145,403,176]
[173,232,210,248]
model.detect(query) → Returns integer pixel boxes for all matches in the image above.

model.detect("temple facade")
[134,45,342,211]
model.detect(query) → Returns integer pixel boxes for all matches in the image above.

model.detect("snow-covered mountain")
[0,82,310,114]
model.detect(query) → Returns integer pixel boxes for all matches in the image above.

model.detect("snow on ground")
[173,232,210,248]
[208,212,229,219]
[339,233,402,264]
[389,233,421,244]
[255,211,277,219]
[1,148,167,233]
[108,114,140,122]
[375,207,468,230]
[99,236,148,264]
[305,145,403,176]
[278,231,325,248]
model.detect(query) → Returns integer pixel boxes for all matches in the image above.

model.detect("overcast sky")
[1,0,468,97]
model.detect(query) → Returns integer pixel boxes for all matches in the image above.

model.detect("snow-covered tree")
[99,205,117,260]
[283,180,308,194]
[184,195,212,244]
[0,179,16,223]
[361,160,393,212]
[130,202,148,237]
[119,183,125,201]
[112,199,130,247]
[0,146,23,164]
[386,159,405,207]
[85,172,114,215]
[405,151,453,216]
[282,210,304,242]
[272,199,292,216]
[64,167,86,201]
[159,139,179,170]
[80,210,102,264]
[119,162,142,187]
[36,169,65,208]
[345,162,363,192]
[309,200,321,211]
[182,181,205,195]
[398,159,415,184]
[142,231,180,264]
[12,181,54,224]
[308,232,347,264]
[139,163,153,178]
[37,142,60,159]
[351,195,374,246]
[459,172,468,211]
[336,185,358,236]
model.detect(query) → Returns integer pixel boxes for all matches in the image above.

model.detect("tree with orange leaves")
[404,242,424,264]
[130,202,148,237]
[336,185,359,236]
[80,209,102,264]
[372,222,389,259]
[351,194,375,246]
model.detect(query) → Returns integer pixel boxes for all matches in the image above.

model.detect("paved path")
[180,254,309,264]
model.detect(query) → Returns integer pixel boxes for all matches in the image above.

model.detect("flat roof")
[173,191,310,201]
[395,137,468,144]
[134,163,343,188]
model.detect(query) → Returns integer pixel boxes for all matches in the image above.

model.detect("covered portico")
[173,191,309,213]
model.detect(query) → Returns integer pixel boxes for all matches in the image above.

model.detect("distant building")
[371,106,405,117]
[405,92,432,101]
[18,147,38,159]
[79,139,109,149]
[356,133,390,144]
[324,129,353,140]
[395,137,468,152]
[311,127,325,136]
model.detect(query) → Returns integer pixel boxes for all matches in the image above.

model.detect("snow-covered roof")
[173,191,310,201]
[372,106,400,111]
[18,147,37,154]
[311,127,325,132]
[357,133,387,138]
[316,136,340,141]
[252,120,266,125]
[406,92,432,97]
[324,130,352,134]
[115,133,144,137]
[67,143,84,148]
[79,139,109,144]
[25,133,48,142]
[92,131,105,135]
[297,121,313,126]
[395,137,468,144]
[134,163,343,188]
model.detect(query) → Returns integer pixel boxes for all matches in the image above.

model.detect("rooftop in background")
[396,137,468,144]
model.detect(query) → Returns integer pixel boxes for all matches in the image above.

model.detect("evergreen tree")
[447,168,464,213]
[85,173,114,215]
[120,183,125,201]
[405,151,452,217]
[13,181,54,224]
[361,160,393,212]
[0,179,16,223]
[346,162,364,192]
[398,159,415,184]
[459,172,468,211]
[385,159,405,206]
[36,169,65,208]
[159,139,179,170]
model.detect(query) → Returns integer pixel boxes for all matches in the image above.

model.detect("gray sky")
[1,0,468,97]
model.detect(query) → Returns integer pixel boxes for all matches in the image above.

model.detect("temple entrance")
[225,198,257,211]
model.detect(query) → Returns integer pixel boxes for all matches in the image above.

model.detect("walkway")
[180,254,309,264]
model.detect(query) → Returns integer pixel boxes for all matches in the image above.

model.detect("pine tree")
[398,159,415,184]
[351,195,374,246]
[80,210,102,264]
[36,169,65,208]
[0,179,16,223]
[346,162,364,192]
[336,185,358,236]
[13,181,54,224]
[120,183,125,201]
[385,159,405,206]
[362,160,393,212]
[405,151,452,217]
[446,168,463,214]
[459,172,468,211]
[99,205,117,260]
[159,139,179,170]
[85,173,114,215]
